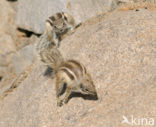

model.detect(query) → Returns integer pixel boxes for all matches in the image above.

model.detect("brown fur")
[55,60,97,106]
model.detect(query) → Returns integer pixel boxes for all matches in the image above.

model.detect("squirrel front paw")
[57,99,63,107]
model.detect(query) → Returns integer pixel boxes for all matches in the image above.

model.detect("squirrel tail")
[40,47,64,72]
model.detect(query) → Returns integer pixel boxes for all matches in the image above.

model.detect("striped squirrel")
[35,38,97,107]
[38,45,97,106]
[54,59,97,107]
[0,12,75,100]
[37,13,97,106]
[41,12,75,48]
[36,12,75,68]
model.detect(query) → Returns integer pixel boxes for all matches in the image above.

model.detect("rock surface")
[0,32,15,78]
[0,6,156,127]
[12,43,37,74]
[0,0,17,38]
[17,0,124,34]
[0,0,17,81]
[64,0,119,24]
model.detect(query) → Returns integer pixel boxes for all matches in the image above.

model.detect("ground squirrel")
[55,60,97,106]
[36,12,75,65]
[0,12,75,100]
[40,12,75,48]
[36,35,97,107]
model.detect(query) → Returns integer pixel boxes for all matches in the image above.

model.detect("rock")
[0,7,156,127]
[0,0,18,87]
[12,43,38,74]
[66,0,124,24]
[0,32,15,57]
[0,0,17,41]
[0,32,16,80]
[17,0,126,34]
[0,0,17,72]
[0,0,16,46]
[16,33,39,50]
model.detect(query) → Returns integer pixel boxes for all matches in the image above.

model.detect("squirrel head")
[79,73,97,96]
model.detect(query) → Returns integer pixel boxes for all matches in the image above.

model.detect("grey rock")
[12,44,37,74]
[0,0,18,85]
[66,0,115,24]
[0,33,15,57]
[0,0,17,68]
[0,0,17,41]
[0,32,16,79]
[12,33,39,75]
[0,0,16,57]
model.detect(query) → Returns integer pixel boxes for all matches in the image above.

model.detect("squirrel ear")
[63,13,75,27]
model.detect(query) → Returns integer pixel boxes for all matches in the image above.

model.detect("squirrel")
[36,12,76,65]
[0,12,76,100]
[55,59,97,106]
[38,12,76,49]
[37,13,97,106]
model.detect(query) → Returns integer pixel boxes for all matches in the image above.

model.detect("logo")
[122,115,155,126]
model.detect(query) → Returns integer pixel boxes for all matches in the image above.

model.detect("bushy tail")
[40,47,64,72]
[0,64,35,100]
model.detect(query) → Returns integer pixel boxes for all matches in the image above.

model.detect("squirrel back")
[56,60,97,106]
